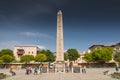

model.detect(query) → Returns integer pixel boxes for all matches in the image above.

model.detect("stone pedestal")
[55,61,65,72]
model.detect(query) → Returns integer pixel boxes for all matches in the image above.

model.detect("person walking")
[39,64,43,74]
[33,66,38,75]
[29,66,32,74]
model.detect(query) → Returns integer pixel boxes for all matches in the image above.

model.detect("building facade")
[14,46,40,61]
[111,43,120,53]
[85,43,120,63]
[87,43,120,53]
[76,52,86,63]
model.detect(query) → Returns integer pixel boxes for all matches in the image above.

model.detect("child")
[9,68,16,76]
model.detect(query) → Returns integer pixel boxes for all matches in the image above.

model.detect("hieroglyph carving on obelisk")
[56,10,64,62]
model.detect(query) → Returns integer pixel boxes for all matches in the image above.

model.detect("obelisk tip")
[58,10,62,14]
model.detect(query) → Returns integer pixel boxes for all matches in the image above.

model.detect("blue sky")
[0,0,120,52]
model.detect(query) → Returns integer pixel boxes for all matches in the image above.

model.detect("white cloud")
[38,45,46,49]
[20,32,53,39]
[20,32,38,37]
[0,40,47,50]
[0,41,21,50]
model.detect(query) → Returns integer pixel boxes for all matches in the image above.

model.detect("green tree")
[1,55,14,63]
[38,50,55,62]
[20,55,34,63]
[67,49,80,61]
[0,49,13,57]
[0,57,3,63]
[45,50,55,62]
[114,52,120,62]
[38,50,46,54]
[64,52,68,61]
[101,47,113,61]
[0,60,3,63]
[35,54,47,62]
[91,49,102,61]
[83,53,92,62]
[91,47,113,62]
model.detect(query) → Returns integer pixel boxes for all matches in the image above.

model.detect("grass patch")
[111,72,120,79]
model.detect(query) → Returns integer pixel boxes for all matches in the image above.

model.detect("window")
[17,49,25,55]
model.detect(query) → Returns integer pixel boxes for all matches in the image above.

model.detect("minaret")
[56,10,64,62]
[55,10,65,72]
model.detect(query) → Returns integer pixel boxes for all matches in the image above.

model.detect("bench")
[103,70,109,75]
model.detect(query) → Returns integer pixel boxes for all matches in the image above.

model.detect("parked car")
[49,63,54,69]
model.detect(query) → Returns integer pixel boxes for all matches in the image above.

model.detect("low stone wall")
[78,62,116,68]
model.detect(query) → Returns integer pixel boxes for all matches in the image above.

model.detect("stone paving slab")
[0,68,118,80]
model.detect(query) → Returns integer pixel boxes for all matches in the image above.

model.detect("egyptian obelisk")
[56,10,64,62]
[55,10,65,72]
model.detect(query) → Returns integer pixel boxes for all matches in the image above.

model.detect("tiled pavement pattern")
[0,68,117,80]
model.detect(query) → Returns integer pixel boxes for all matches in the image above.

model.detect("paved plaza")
[0,68,118,80]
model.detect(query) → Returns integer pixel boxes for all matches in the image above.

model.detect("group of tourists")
[25,65,43,75]
[9,64,87,76]
[81,66,86,73]
[9,65,43,76]
[25,66,32,75]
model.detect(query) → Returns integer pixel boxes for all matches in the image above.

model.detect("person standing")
[82,66,86,73]
[83,66,86,73]
[25,66,30,75]
[115,66,119,72]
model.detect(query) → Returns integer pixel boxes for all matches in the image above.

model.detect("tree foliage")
[67,49,80,61]
[20,55,34,63]
[38,50,55,62]
[35,54,46,62]
[114,52,120,62]
[1,55,14,63]
[64,52,68,61]
[0,60,3,63]
[84,47,113,63]
[0,49,13,57]
[83,53,92,62]
[92,47,113,62]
